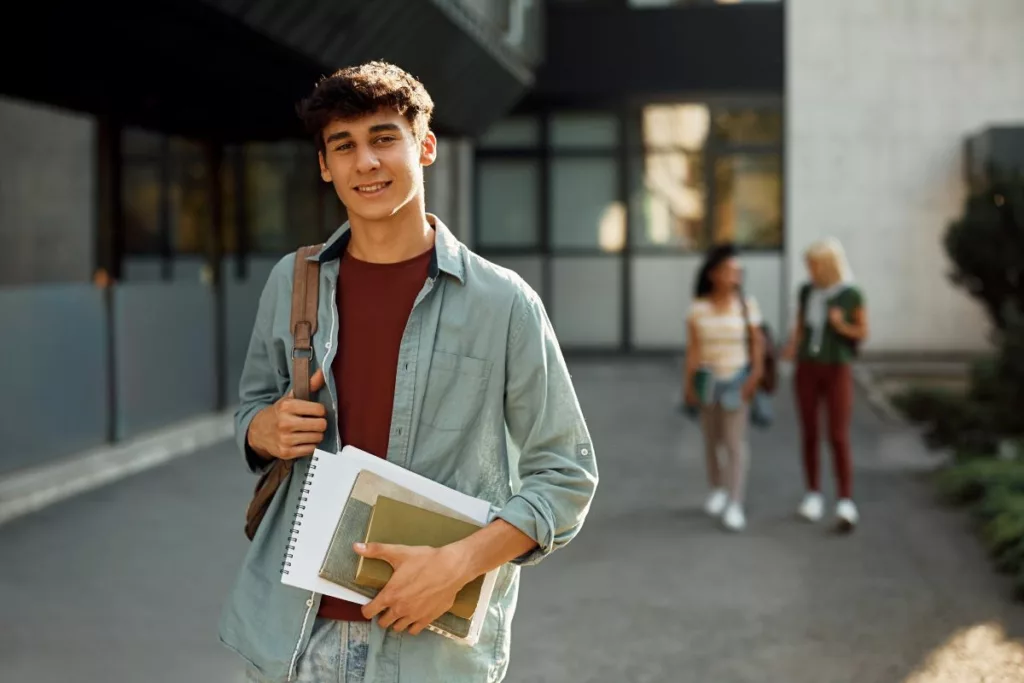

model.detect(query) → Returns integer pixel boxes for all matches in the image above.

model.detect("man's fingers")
[309,368,326,393]
[280,398,327,418]
[353,542,405,567]
[377,608,400,629]
[391,616,414,633]
[362,594,388,621]
[281,415,328,434]
[408,622,428,637]
[280,444,317,460]
[283,432,325,447]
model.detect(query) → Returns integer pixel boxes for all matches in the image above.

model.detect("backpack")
[798,283,860,357]
[244,244,322,541]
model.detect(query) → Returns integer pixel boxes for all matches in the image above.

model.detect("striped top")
[687,295,762,379]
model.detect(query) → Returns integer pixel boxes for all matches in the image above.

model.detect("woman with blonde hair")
[782,238,869,532]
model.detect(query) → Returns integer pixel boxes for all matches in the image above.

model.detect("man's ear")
[419,131,437,167]
[318,151,332,183]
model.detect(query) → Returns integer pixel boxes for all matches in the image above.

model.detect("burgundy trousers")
[794,360,853,499]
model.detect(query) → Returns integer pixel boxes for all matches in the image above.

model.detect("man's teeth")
[358,182,388,192]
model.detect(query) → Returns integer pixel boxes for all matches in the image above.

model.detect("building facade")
[4,0,1024,470]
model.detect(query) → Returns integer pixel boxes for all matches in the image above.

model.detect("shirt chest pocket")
[420,351,492,431]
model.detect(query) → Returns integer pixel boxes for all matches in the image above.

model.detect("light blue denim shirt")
[219,216,599,682]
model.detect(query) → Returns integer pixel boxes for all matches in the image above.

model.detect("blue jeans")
[247,619,370,683]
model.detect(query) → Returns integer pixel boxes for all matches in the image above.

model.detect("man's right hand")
[246,368,328,460]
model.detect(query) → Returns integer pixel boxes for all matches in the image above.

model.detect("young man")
[219,62,599,683]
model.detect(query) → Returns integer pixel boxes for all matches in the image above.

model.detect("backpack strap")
[797,282,812,326]
[289,245,322,401]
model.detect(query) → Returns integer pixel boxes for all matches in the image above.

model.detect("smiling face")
[710,256,744,293]
[317,108,437,224]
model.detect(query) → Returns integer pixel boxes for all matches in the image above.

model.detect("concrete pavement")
[2,359,1023,682]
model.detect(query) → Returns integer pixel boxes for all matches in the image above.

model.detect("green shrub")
[981,505,1024,558]
[994,536,1024,575]
[890,386,998,452]
[935,460,1024,505]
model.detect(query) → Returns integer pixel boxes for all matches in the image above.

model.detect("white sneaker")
[723,502,746,531]
[704,488,729,517]
[835,499,859,532]
[798,492,825,522]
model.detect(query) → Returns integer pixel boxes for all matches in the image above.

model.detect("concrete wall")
[0,96,96,285]
[787,0,1024,353]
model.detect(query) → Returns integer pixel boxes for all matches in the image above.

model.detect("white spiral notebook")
[280,445,500,647]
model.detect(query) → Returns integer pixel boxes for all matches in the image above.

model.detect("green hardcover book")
[356,496,485,620]
[693,367,716,405]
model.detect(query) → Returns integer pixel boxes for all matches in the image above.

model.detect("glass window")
[713,154,781,247]
[168,138,212,255]
[550,158,624,251]
[477,117,540,149]
[477,159,540,248]
[711,107,782,145]
[122,160,162,254]
[550,113,619,149]
[637,104,710,151]
[629,150,707,249]
[245,142,321,253]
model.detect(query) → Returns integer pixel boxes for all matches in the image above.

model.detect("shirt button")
[305,598,314,607]
[581,448,589,456]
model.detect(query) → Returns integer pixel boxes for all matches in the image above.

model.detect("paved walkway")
[2,360,1023,682]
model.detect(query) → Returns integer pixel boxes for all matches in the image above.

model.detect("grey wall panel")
[0,285,108,474]
[552,256,622,348]
[0,96,95,286]
[483,256,545,301]
[123,257,164,282]
[225,277,266,407]
[631,253,783,349]
[113,284,216,439]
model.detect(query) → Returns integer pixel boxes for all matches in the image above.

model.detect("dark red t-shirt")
[318,246,433,621]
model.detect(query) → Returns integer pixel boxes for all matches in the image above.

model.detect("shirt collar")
[313,213,465,284]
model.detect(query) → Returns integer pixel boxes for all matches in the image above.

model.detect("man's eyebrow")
[324,123,401,145]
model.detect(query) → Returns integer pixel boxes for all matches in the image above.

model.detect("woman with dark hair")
[683,243,764,531]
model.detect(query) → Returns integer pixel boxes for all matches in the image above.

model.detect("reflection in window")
[122,128,163,254]
[550,158,623,251]
[629,151,706,249]
[245,142,321,253]
[478,159,540,248]
[477,117,540,149]
[640,104,709,151]
[123,160,162,254]
[711,107,782,144]
[550,113,619,149]
[713,154,781,248]
[169,138,211,254]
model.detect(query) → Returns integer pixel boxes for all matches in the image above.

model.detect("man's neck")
[347,200,434,264]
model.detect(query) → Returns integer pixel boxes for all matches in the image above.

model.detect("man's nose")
[355,146,380,173]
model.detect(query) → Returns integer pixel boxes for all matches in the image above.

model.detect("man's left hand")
[356,542,473,635]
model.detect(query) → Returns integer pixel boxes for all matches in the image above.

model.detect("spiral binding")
[281,452,320,576]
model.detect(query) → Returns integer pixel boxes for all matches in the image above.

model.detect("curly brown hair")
[297,61,435,154]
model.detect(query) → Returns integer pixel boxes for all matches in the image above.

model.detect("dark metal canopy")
[0,0,538,141]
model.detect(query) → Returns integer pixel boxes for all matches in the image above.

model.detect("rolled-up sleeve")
[496,286,599,566]
[234,255,291,474]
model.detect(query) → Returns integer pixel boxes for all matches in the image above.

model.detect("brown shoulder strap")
[290,245,322,401]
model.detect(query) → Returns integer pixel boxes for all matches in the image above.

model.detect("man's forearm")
[449,519,537,582]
